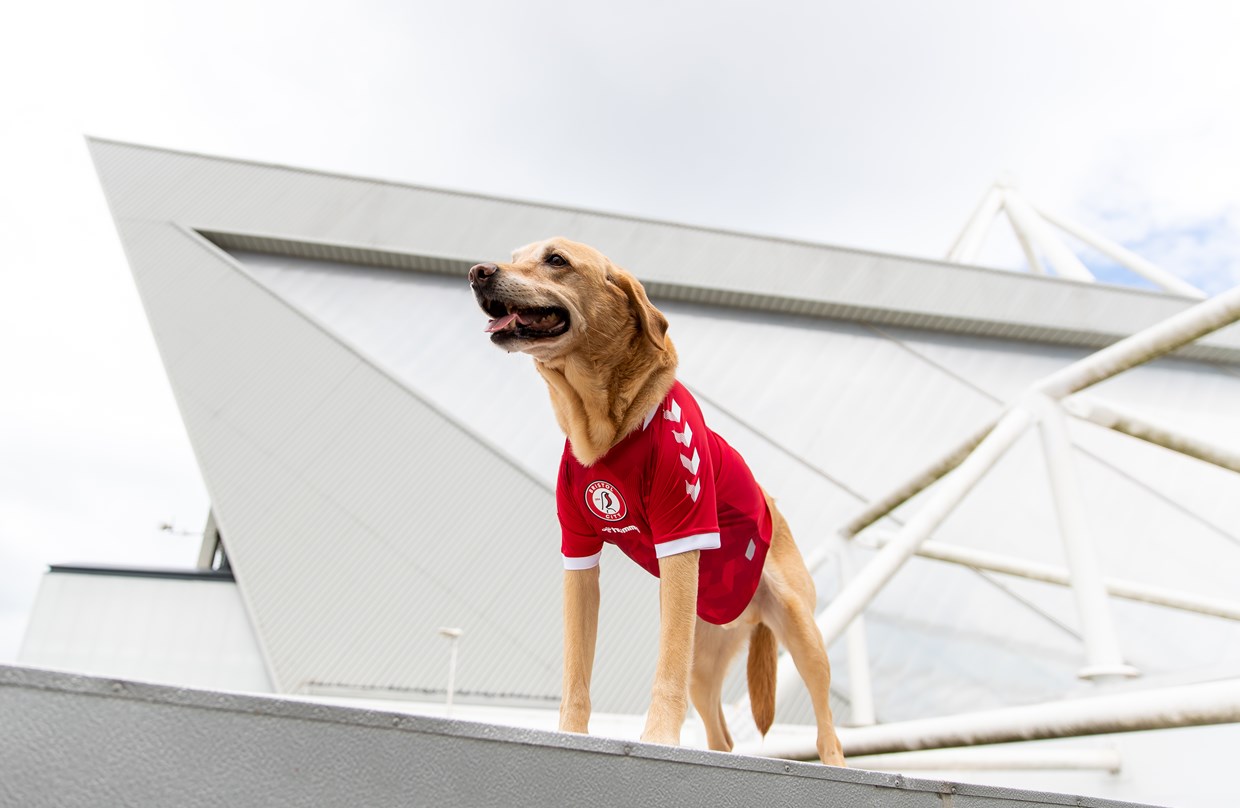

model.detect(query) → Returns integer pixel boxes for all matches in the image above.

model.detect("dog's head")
[469,237,669,363]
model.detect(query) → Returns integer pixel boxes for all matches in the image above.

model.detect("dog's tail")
[747,622,778,736]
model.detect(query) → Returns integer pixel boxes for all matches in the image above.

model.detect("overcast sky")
[3,0,1239,661]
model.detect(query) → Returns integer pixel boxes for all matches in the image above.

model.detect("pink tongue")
[485,312,520,333]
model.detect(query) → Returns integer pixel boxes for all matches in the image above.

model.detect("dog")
[469,237,845,766]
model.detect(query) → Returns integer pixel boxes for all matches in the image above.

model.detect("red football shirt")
[557,381,772,625]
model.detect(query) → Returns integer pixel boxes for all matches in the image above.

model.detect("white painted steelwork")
[837,415,1001,541]
[1035,395,1138,680]
[848,747,1122,773]
[752,284,1240,749]
[1035,285,1240,400]
[863,532,1240,622]
[802,678,1240,758]
[1001,190,1096,283]
[727,408,1035,729]
[811,408,1034,653]
[838,547,876,727]
[947,181,1206,299]
[1034,205,1208,299]
[946,184,1004,264]
[1064,397,1240,474]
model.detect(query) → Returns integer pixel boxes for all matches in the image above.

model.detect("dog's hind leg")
[760,498,847,766]
[689,619,747,752]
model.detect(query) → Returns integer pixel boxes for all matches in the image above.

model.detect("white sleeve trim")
[655,532,721,559]
[563,551,602,570]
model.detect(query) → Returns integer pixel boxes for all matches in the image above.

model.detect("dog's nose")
[469,262,499,284]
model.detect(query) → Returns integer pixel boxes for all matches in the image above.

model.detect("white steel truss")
[730,282,1240,759]
[946,180,1207,299]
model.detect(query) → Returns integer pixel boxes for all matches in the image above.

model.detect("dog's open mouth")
[481,299,571,341]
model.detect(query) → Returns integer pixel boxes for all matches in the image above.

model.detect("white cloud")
[3,0,1240,660]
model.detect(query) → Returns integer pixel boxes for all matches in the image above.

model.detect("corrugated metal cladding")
[91,140,1240,730]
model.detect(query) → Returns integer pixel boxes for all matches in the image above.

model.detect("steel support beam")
[1035,205,1207,299]
[1036,285,1240,400]
[1002,191,1095,282]
[847,746,1122,774]
[863,532,1240,622]
[1035,395,1137,680]
[1064,397,1240,474]
[760,678,1240,759]
[947,184,1004,264]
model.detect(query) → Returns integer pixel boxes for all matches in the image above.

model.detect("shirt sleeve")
[646,393,722,559]
[557,451,603,570]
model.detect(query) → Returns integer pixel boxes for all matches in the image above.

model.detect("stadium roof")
[87,137,1240,737]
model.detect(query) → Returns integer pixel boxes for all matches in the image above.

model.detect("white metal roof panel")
[90,137,1240,361]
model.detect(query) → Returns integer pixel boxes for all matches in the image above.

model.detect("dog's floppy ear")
[609,266,669,351]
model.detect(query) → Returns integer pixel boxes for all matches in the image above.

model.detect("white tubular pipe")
[782,409,1033,705]
[839,548,876,727]
[847,747,1122,774]
[727,410,1032,734]
[1001,193,1049,276]
[947,185,1004,264]
[763,678,1240,759]
[837,282,1240,552]
[838,415,1001,541]
[864,533,1240,622]
[1063,397,1240,474]
[1035,396,1137,681]
[1035,205,1207,299]
[1002,191,1095,282]
[1036,284,1240,400]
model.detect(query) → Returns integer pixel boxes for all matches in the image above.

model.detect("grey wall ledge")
[0,665,1160,808]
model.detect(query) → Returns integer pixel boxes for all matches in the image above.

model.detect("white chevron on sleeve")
[685,479,701,502]
[663,399,682,423]
[672,422,693,447]
[680,449,699,475]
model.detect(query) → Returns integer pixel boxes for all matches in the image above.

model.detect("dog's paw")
[639,726,682,747]
[819,737,847,767]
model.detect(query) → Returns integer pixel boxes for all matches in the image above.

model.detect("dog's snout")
[469,262,499,285]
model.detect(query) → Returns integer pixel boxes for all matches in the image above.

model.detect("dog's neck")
[535,338,678,467]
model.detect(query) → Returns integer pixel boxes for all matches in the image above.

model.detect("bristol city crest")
[584,480,627,522]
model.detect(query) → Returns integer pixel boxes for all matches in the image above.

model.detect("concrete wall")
[0,665,1159,808]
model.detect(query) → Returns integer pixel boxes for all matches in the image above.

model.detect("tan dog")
[469,237,844,766]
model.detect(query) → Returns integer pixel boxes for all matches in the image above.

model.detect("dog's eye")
[546,253,568,268]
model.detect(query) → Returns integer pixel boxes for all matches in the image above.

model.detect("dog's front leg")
[641,550,699,746]
[560,566,600,734]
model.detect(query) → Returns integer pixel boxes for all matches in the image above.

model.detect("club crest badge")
[584,480,627,522]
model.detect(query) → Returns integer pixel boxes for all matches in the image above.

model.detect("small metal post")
[438,627,463,711]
